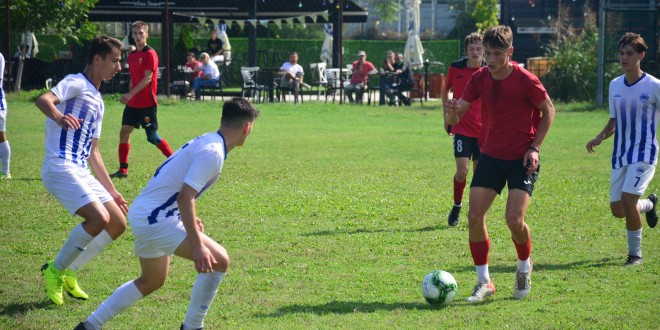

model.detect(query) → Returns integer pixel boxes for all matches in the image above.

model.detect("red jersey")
[462,65,548,160]
[350,60,375,85]
[127,45,158,108]
[445,58,484,138]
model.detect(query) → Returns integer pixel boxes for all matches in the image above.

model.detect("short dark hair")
[464,32,483,53]
[132,21,148,32]
[186,52,196,58]
[87,35,123,64]
[618,32,648,53]
[483,25,513,50]
[221,97,260,129]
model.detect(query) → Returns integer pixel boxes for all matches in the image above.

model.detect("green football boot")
[41,260,64,305]
[63,269,89,300]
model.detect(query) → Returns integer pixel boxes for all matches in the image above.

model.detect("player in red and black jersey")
[110,21,173,179]
[442,32,485,227]
[446,26,555,303]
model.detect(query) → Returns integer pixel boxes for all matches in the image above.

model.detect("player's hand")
[444,99,460,124]
[193,245,217,273]
[523,149,539,175]
[111,190,129,215]
[58,114,83,131]
[119,93,132,104]
[586,137,602,153]
[195,217,205,232]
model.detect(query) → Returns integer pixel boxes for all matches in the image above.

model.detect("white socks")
[476,265,490,283]
[86,281,144,330]
[183,272,226,330]
[638,199,653,213]
[627,229,642,257]
[517,259,531,273]
[68,230,113,271]
[54,224,93,271]
[0,140,10,175]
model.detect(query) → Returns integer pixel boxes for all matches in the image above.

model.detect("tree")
[472,0,499,33]
[364,0,400,25]
[0,0,98,90]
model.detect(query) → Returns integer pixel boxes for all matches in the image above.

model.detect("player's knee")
[505,216,525,233]
[455,170,468,182]
[136,276,166,296]
[145,129,161,145]
[213,249,230,273]
[466,212,485,228]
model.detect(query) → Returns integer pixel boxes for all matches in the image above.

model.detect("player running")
[445,25,555,302]
[442,32,485,227]
[110,21,173,179]
[36,35,128,306]
[586,32,659,266]
[75,98,259,330]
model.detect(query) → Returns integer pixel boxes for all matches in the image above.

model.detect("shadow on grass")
[303,225,439,237]
[257,300,446,318]
[0,300,54,317]
[452,257,619,274]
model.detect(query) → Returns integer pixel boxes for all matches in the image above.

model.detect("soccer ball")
[422,270,458,305]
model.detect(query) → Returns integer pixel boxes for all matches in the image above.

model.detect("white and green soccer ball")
[422,270,458,305]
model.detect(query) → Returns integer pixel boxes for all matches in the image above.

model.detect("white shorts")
[0,109,6,132]
[610,162,656,202]
[131,219,187,259]
[42,158,113,215]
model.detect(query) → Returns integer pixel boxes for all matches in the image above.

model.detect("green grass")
[0,97,657,329]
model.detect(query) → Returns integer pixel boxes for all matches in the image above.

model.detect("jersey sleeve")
[524,73,549,107]
[183,149,224,193]
[145,50,158,73]
[51,75,84,104]
[445,66,456,92]
[461,72,480,104]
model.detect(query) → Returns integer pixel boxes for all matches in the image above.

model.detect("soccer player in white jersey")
[35,35,128,305]
[0,52,11,179]
[75,97,259,330]
[586,32,659,266]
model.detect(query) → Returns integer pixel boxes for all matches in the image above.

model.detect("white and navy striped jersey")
[44,73,104,168]
[128,132,227,228]
[609,72,660,169]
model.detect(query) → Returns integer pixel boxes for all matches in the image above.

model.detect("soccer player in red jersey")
[445,26,555,302]
[442,32,485,227]
[110,21,173,178]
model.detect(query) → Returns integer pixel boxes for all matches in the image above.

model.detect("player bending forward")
[586,32,659,266]
[446,26,555,302]
[75,97,259,330]
[36,36,128,306]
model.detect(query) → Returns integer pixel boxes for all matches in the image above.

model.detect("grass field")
[0,96,658,329]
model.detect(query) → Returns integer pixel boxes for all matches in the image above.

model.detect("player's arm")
[586,118,616,153]
[177,184,216,273]
[35,91,81,131]
[120,69,154,104]
[524,97,556,173]
[88,138,128,215]
[445,98,470,126]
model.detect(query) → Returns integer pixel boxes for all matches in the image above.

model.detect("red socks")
[469,239,490,266]
[118,143,130,174]
[453,177,466,204]
[513,238,532,261]
[157,139,173,157]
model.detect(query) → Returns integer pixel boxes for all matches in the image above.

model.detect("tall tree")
[365,0,400,25]
[472,0,500,33]
[1,0,98,90]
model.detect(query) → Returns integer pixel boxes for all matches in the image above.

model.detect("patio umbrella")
[321,23,333,66]
[404,0,424,69]
[218,23,232,64]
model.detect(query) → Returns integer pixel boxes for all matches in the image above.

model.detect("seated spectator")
[190,52,221,101]
[279,51,304,103]
[171,52,202,98]
[344,51,375,104]
[379,50,397,106]
[207,29,224,63]
[392,52,414,106]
